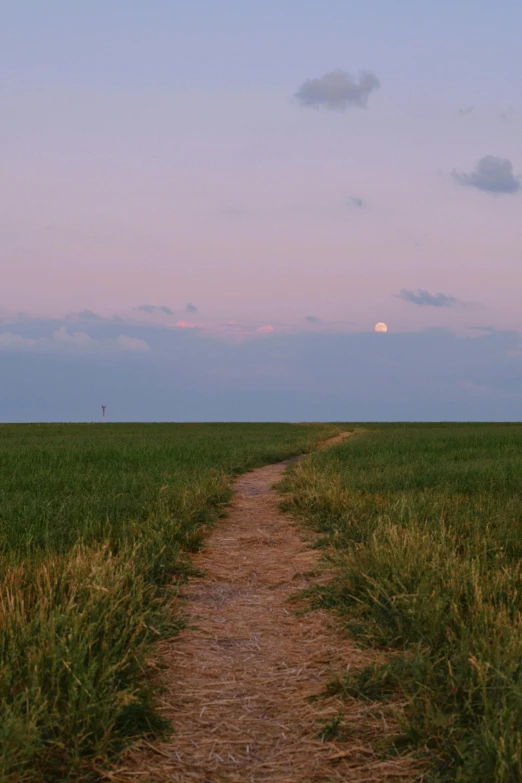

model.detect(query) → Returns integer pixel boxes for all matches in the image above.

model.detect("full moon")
[374,322,388,333]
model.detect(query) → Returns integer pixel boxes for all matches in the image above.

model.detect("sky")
[1,0,522,421]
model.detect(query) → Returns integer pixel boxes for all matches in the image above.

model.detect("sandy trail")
[106,433,416,782]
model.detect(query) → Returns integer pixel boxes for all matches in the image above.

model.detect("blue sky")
[1,1,521,420]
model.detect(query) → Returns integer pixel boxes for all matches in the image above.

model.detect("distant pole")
[101,405,106,423]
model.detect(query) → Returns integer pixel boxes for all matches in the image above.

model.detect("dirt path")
[107,433,416,782]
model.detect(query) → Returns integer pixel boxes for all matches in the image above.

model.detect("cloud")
[395,289,460,308]
[75,309,102,320]
[501,106,515,123]
[458,106,474,117]
[256,325,274,334]
[305,316,321,323]
[294,69,380,111]
[215,321,247,337]
[468,325,502,333]
[0,332,44,349]
[53,326,99,348]
[220,320,242,331]
[4,327,522,422]
[116,335,150,352]
[135,304,174,315]
[55,326,149,352]
[185,303,198,313]
[176,320,200,329]
[67,310,125,323]
[452,155,521,194]
[350,196,364,208]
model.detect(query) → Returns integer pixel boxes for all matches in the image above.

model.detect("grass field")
[0,422,339,782]
[280,424,522,782]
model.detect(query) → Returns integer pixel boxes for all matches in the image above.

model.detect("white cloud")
[116,334,150,352]
[53,326,99,348]
[0,332,44,348]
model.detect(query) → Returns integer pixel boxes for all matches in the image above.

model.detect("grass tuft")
[280,423,522,782]
[0,422,339,781]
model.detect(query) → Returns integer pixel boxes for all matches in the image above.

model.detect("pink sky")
[2,1,521,339]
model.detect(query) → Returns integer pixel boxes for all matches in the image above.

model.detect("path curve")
[107,433,415,782]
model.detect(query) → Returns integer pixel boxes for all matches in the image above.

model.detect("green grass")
[279,424,522,782]
[0,422,340,782]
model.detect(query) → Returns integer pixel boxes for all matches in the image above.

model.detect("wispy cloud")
[185,303,198,313]
[65,311,125,324]
[135,304,174,315]
[500,106,515,123]
[467,325,516,335]
[176,320,201,329]
[458,106,474,117]
[116,335,150,352]
[74,309,102,320]
[452,155,521,194]
[305,316,321,323]
[295,69,380,111]
[350,196,364,208]
[256,325,274,334]
[395,289,460,308]
[53,326,100,348]
[0,332,44,349]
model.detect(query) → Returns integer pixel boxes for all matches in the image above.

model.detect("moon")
[374,322,388,333]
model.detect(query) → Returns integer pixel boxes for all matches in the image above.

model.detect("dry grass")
[280,424,522,781]
[105,435,422,782]
[0,423,342,781]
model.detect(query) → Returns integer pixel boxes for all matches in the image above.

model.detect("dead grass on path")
[104,434,422,782]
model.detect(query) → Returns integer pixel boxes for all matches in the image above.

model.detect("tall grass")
[0,422,339,782]
[280,424,522,782]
